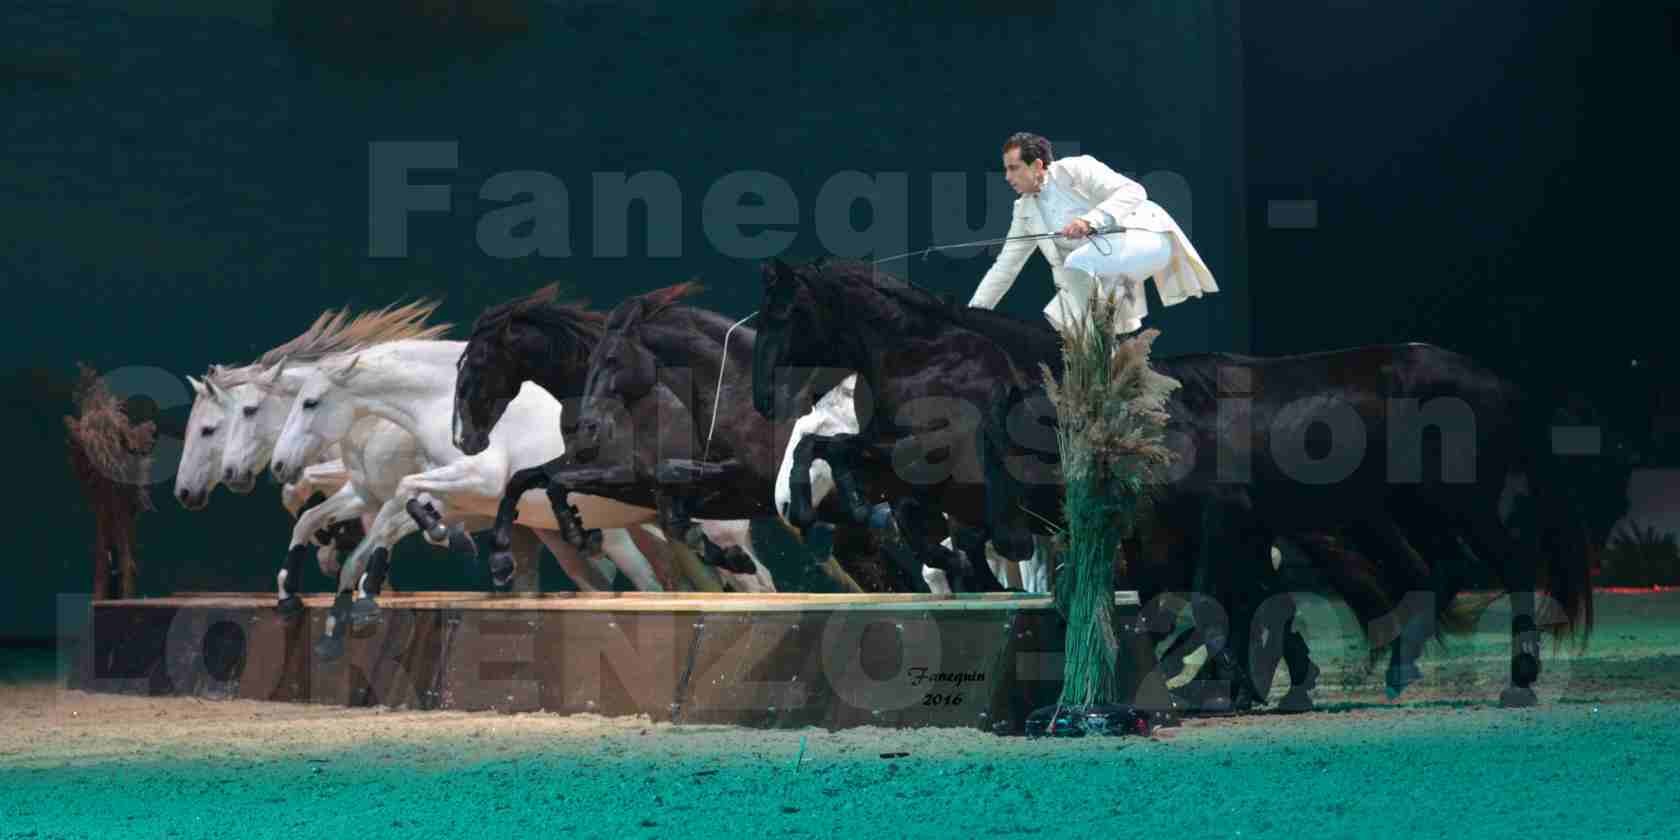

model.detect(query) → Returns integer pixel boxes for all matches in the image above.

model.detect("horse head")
[219,360,292,493]
[271,353,363,485]
[753,257,844,419]
[453,323,524,456]
[174,373,229,510]
[576,300,659,451]
[456,286,604,456]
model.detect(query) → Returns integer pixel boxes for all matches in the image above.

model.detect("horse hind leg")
[951,521,1007,593]
[528,482,607,590]
[1461,509,1543,708]
[1345,517,1438,700]
[682,520,759,577]
[534,528,613,591]
[1275,622,1319,713]
[695,520,776,592]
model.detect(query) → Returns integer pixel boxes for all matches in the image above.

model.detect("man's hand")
[1060,218,1094,239]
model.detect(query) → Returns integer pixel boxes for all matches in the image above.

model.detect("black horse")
[751,257,1597,709]
[457,284,893,593]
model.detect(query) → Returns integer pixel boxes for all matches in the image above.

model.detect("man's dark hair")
[1003,132,1053,166]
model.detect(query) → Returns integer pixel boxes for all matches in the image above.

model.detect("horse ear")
[186,375,207,398]
[329,354,361,384]
[325,351,359,384]
[259,358,286,388]
[203,375,228,402]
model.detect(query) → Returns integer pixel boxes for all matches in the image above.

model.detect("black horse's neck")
[511,311,606,400]
[802,267,1069,422]
[640,305,756,408]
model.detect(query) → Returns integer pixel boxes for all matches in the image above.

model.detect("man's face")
[1003,147,1044,196]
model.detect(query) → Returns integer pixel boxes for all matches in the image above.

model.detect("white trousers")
[1049,229,1173,333]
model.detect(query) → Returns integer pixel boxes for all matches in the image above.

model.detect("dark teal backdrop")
[5,1,1667,638]
[6,1,1248,638]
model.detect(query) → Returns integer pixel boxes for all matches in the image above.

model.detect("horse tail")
[1519,397,1596,648]
[1439,590,1503,636]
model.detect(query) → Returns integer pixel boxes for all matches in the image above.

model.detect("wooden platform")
[72,591,1142,733]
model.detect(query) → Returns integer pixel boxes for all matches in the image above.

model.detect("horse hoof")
[489,550,515,588]
[1499,684,1538,708]
[276,595,304,618]
[1276,687,1315,714]
[349,597,382,631]
[719,546,757,575]
[446,525,477,560]
[313,634,345,663]
[1513,652,1541,688]
[1385,662,1422,699]
[581,529,604,559]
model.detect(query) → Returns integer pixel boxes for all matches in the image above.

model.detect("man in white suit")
[968,132,1219,333]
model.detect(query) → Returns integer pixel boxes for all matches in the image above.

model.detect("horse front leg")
[655,492,722,592]
[1184,497,1267,714]
[324,497,419,650]
[384,459,504,590]
[788,434,873,530]
[509,461,639,588]
[653,459,761,578]
[312,499,409,663]
[491,464,553,569]
[979,391,1039,566]
[891,496,1003,593]
[278,483,365,617]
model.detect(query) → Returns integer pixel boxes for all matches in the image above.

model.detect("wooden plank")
[676,612,809,727]
[79,593,1145,729]
[539,610,691,720]
[109,592,1141,612]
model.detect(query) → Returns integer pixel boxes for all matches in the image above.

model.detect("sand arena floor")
[4,591,1679,839]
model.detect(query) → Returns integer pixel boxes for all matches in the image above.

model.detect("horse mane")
[797,258,1065,368]
[261,298,452,365]
[470,283,608,366]
[606,280,706,330]
[207,299,452,390]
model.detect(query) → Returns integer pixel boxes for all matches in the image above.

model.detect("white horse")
[211,300,691,601]
[177,371,352,508]
[173,374,236,511]
[171,304,438,594]
[218,359,656,606]
[774,374,1050,594]
[174,369,365,587]
[268,339,773,617]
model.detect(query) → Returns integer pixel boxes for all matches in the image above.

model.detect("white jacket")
[967,155,1218,328]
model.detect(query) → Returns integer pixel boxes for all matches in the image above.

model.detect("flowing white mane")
[206,299,453,391]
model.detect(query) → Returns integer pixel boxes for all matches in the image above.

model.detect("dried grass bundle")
[1039,289,1181,707]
